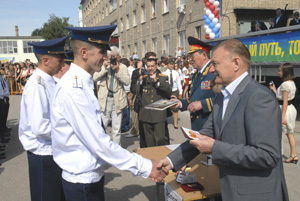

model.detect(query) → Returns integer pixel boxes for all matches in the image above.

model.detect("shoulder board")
[143,74,148,78]
[72,75,83,88]
[158,73,168,77]
[36,75,45,86]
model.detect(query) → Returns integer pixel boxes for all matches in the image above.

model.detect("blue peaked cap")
[65,25,117,49]
[28,36,67,55]
[64,51,74,62]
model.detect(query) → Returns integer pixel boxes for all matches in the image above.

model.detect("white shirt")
[19,68,55,155]
[220,72,248,119]
[163,69,183,95]
[51,63,152,183]
[53,76,60,83]
[124,65,135,93]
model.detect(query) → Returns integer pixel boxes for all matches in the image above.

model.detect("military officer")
[172,37,215,131]
[137,58,172,147]
[18,36,67,201]
[51,26,165,201]
[53,50,73,83]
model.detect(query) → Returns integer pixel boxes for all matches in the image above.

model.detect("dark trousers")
[0,97,9,135]
[142,121,170,147]
[27,151,65,201]
[139,120,146,148]
[62,177,105,201]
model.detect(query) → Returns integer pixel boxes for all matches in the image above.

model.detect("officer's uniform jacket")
[138,73,172,123]
[19,68,55,155]
[51,64,152,184]
[0,75,9,99]
[180,60,215,131]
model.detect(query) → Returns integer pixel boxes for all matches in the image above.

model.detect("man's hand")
[150,73,157,82]
[170,95,181,108]
[111,62,120,72]
[103,58,110,69]
[157,158,172,175]
[150,159,167,183]
[187,101,202,113]
[190,133,215,154]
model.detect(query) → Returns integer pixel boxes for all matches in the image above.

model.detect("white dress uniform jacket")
[51,64,152,184]
[19,68,56,155]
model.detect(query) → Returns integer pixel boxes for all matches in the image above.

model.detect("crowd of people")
[249,6,300,32]
[0,18,298,200]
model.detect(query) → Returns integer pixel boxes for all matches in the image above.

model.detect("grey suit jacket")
[168,75,289,201]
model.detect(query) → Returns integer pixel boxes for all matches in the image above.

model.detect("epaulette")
[158,73,167,77]
[143,74,148,78]
[73,75,83,88]
[36,75,45,86]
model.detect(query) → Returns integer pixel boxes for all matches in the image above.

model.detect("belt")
[107,94,114,97]
[278,100,291,105]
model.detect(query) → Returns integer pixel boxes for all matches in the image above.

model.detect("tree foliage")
[31,14,74,40]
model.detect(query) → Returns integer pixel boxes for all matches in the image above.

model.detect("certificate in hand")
[180,127,199,140]
[144,99,178,111]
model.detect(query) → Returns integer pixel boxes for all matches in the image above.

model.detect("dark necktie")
[170,70,173,88]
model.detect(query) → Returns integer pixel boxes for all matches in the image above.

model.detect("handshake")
[149,158,173,183]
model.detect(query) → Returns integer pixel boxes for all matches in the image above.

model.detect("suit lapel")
[219,75,252,135]
[213,93,223,139]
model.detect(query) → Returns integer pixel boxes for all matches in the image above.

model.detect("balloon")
[203,15,208,20]
[209,0,215,3]
[216,7,220,11]
[205,2,211,8]
[205,34,210,40]
[215,23,221,29]
[213,1,220,7]
[205,28,212,34]
[204,7,207,11]
[204,0,209,3]
[205,18,211,25]
[209,22,215,29]
[209,32,216,39]
[210,5,215,11]
[212,27,219,33]
[206,9,212,15]
[212,18,219,24]
[213,10,219,16]
[215,33,220,38]
[215,15,220,19]
[204,25,209,29]
[209,14,215,20]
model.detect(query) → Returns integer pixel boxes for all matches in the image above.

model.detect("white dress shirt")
[19,68,55,155]
[220,71,248,119]
[163,69,183,95]
[51,63,152,184]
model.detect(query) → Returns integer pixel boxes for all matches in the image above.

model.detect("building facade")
[80,0,298,59]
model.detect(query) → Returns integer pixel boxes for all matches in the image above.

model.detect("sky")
[0,0,80,36]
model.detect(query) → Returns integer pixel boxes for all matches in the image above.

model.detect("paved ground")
[1,95,300,201]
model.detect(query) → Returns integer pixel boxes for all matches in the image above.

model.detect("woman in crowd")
[270,63,298,164]
[15,63,22,92]
[20,65,28,86]
[182,60,190,98]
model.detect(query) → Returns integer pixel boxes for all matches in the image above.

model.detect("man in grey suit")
[157,39,289,201]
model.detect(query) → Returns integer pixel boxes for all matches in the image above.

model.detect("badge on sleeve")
[36,75,45,86]
[201,80,211,90]
[73,75,83,88]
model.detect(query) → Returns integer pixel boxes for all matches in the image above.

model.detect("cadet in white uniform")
[51,25,165,201]
[18,36,67,201]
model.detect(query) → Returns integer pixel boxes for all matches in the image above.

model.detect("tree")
[31,14,74,40]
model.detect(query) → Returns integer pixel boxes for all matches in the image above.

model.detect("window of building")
[133,10,137,27]
[178,30,186,52]
[152,38,157,53]
[111,21,118,35]
[143,40,146,56]
[141,5,146,23]
[0,41,18,54]
[105,5,108,16]
[179,0,186,6]
[121,46,125,57]
[126,14,130,30]
[151,0,156,18]
[134,43,138,54]
[24,41,39,54]
[120,18,123,32]
[110,0,117,12]
[127,45,131,58]
[163,35,170,55]
[196,26,201,40]
[164,0,169,13]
